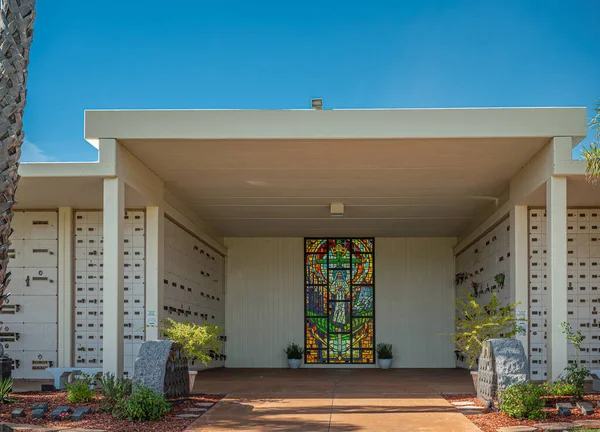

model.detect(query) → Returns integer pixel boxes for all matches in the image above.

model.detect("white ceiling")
[121,137,550,237]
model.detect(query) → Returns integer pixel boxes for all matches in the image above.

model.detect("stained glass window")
[305,238,375,364]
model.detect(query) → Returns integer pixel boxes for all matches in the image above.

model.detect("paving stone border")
[497,427,537,432]
[532,422,582,430]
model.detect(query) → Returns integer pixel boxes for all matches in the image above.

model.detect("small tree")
[452,292,520,369]
[559,321,589,398]
[582,101,600,184]
[158,319,223,366]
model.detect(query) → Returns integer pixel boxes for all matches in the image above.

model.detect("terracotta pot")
[470,371,478,392]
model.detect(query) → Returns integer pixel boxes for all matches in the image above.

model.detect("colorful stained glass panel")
[306,254,327,284]
[328,239,351,269]
[306,317,328,350]
[351,286,373,316]
[352,318,374,349]
[328,301,351,332]
[306,350,328,363]
[352,254,373,284]
[305,238,375,364]
[306,286,328,316]
[328,269,350,300]
[352,238,374,253]
[306,239,328,254]
[328,333,352,363]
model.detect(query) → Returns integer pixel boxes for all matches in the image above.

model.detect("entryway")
[186,368,481,431]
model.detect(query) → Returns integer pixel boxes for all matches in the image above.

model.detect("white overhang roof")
[16,107,590,237]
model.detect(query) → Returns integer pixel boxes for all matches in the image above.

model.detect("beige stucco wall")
[224,237,457,368]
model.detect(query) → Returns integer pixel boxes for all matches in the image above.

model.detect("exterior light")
[311,98,323,110]
[330,202,344,217]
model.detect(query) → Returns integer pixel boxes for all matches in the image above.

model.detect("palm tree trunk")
[0,0,37,309]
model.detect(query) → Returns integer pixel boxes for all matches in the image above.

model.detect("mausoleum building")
[5,107,594,379]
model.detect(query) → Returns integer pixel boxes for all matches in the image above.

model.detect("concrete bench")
[45,367,103,390]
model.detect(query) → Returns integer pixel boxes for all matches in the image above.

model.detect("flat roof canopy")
[25,107,591,238]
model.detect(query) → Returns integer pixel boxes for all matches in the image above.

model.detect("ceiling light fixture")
[330,202,344,217]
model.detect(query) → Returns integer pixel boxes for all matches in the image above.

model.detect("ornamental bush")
[114,384,170,422]
[98,372,132,411]
[542,380,579,397]
[65,377,95,403]
[499,382,546,420]
[452,292,520,368]
[158,319,223,366]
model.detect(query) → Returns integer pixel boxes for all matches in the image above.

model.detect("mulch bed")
[444,393,600,432]
[0,391,224,432]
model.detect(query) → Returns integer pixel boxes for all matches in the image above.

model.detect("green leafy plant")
[583,101,600,184]
[284,343,304,360]
[376,343,393,359]
[494,273,505,289]
[115,384,170,422]
[158,319,223,366]
[98,373,132,411]
[542,380,579,397]
[499,382,546,420]
[65,376,96,403]
[452,292,520,369]
[0,378,16,403]
[560,321,589,398]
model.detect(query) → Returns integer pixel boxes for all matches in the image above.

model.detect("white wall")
[225,237,456,368]
[454,217,513,368]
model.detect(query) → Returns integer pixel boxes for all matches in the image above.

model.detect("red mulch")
[0,391,224,431]
[444,393,600,432]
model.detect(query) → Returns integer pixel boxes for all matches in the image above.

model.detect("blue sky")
[22,0,600,162]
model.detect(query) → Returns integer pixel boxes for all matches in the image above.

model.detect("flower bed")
[444,393,600,432]
[0,391,223,432]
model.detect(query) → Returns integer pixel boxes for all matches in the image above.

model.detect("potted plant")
[284,343,304,369]
[158,319,223,393]
[376,343,393,369]
[452,292,520,391]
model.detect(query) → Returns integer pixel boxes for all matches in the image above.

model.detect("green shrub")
[158,319,223,366]
[65,378,95,403]
[542,380,579,397]
[452,292,520,368]
[98,373,132,411]
[560,322,590,398]
[115,384,170,422]
[499,382,546,420]
[284,343,304,360]
[0,378,16,403]
[376,343,393,359]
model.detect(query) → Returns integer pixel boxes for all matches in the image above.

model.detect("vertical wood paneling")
[225,237,456,368]
[375,238,457,368]
[225,238,304,367]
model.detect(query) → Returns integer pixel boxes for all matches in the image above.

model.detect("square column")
[58,207,73,367]
[103,177,125,376]
[546,175,568,379]
[510,205,529,354]
[145,206,164,341]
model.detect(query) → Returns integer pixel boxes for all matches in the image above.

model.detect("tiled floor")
[187,368,482,431]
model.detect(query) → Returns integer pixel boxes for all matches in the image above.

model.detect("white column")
[546,175,568,379]
[57,207,73,367]
[103,176,125,376]
[145,206,164,341]
[510,205,529,354]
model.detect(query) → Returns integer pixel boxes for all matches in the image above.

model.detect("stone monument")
[134,340,189,398]
[477,338,529,404]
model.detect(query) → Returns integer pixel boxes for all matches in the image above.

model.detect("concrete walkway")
[187,368,482,432]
